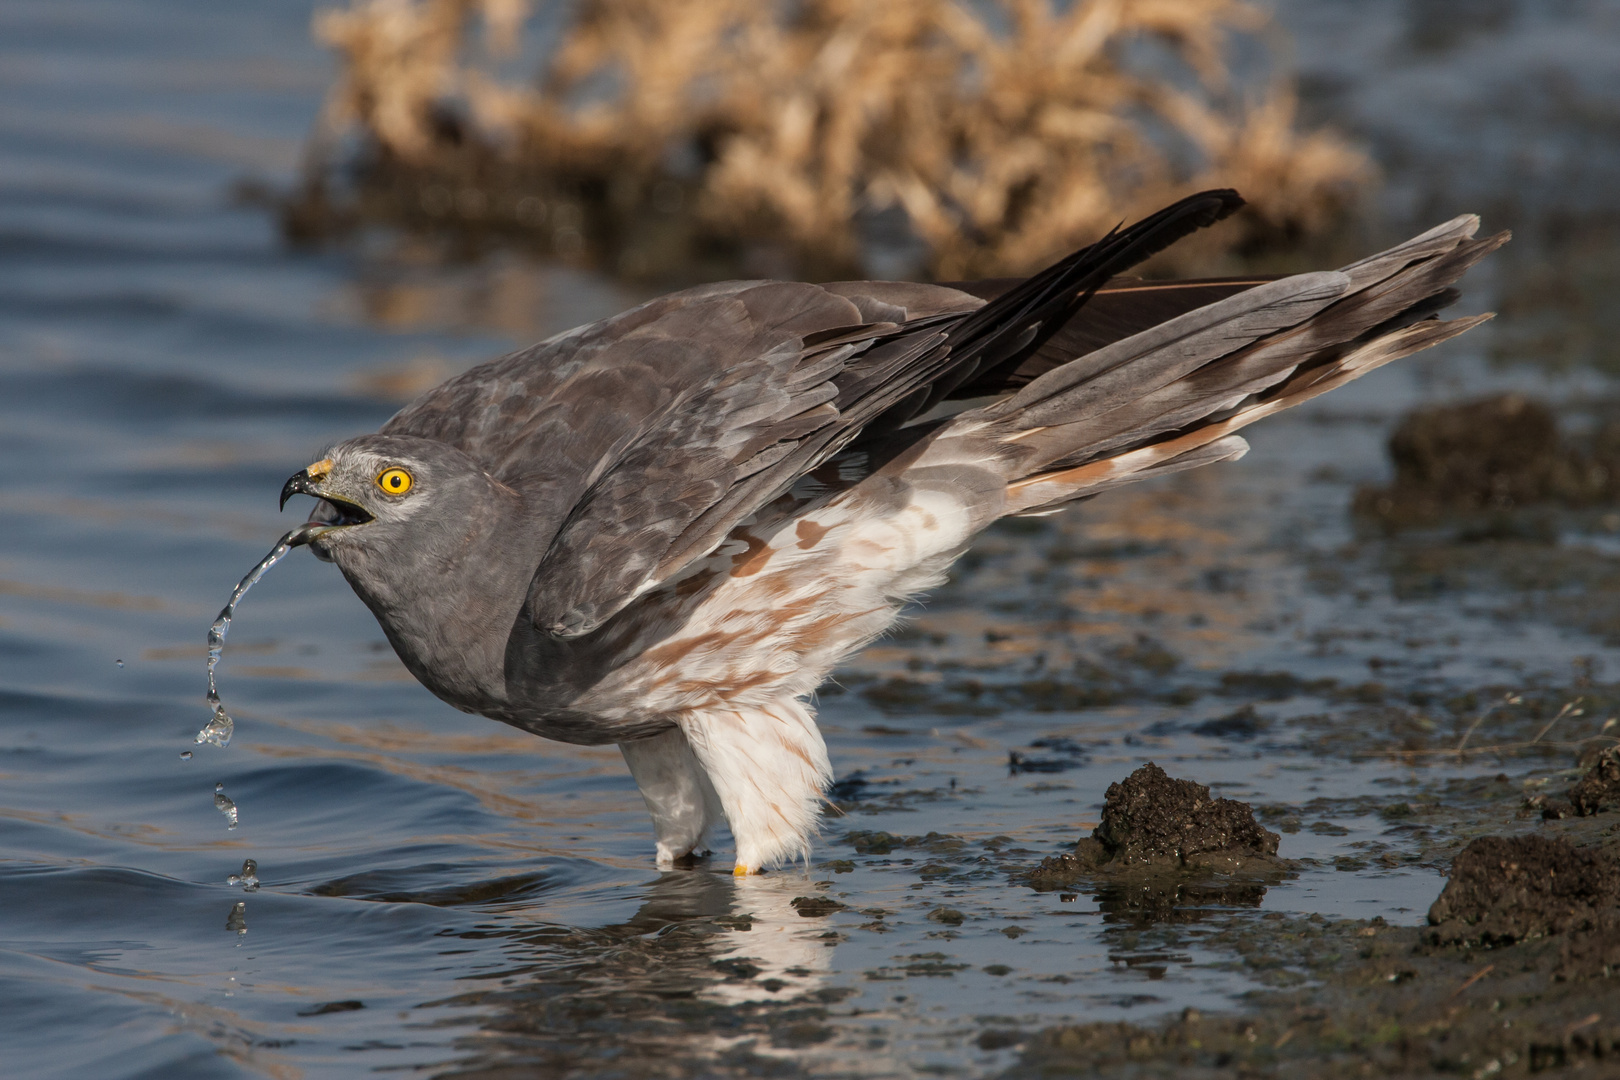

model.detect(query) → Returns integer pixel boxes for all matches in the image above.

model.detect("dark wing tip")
[1113,188,1247,269]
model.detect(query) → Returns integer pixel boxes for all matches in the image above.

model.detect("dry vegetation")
[290,0,1373,280]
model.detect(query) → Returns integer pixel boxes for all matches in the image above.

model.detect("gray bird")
[278,190,1504,874]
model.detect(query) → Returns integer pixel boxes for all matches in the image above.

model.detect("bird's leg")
[678,700,832,874]
[619,728,722,866]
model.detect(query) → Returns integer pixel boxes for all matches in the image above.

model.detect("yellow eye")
[376,467,413,495]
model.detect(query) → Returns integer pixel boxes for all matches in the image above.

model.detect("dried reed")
[297,0,1372,279]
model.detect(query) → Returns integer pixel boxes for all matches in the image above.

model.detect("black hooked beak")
[280,469,320,511]
[279,458,373,543]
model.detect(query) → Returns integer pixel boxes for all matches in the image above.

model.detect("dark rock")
[712,958,762,980]
[1190,704,1270,739]
[828,771,870,801]
[1008,750,1080,773]
[790,895,846,917]
[845,829,903,855]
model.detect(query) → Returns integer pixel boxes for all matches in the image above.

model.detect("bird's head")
[279,434,511,584]
[279,433,529,710]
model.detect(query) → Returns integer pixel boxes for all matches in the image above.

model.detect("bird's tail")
[918,216,1507,516]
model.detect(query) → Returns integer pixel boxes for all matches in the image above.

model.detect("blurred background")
[6,2,1620,1077]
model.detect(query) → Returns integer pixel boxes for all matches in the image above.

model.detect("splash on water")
[214,782,239,830]
[196,523,329,749]
[228,858,260,891]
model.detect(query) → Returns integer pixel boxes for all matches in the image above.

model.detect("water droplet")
[227,859,260,892]
[115,659,124,668]
[179,751,193,761]
[214,786,239,830]
[226,901,247,937]
[198,525,322,751]
[194,709,233,749]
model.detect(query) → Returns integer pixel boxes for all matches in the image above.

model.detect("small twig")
[1381,735,1620,762]
[1530,699,1584,745]
[1448,963,1494,1000]
[1456,693,1521,755]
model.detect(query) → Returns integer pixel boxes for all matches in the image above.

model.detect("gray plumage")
[278,191,1506,872]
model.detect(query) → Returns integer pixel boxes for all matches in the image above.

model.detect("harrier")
[278,190,1504,873]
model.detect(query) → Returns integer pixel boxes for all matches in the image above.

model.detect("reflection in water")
[438,870,846,1077]
[1094,878,1271,928]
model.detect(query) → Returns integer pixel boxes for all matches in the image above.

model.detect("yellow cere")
[376,467,413,495]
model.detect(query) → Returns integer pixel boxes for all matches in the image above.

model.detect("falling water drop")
[227,858,260,891]
[214,783,239,830]
[194,711,233,749]
[115,659,124,668]
[226,901,247,940]
[179,751,193,761]
[196,522,329,750]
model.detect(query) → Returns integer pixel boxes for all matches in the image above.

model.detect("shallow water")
[5,1,1620,1076]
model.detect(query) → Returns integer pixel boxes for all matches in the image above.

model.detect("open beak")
[279,459,374,544]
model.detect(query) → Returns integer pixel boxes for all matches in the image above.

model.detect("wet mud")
[1023,763,1291,933]
[1029,763,1285,881]
[1541,747,1620,820]
[1005,756,1620,1079]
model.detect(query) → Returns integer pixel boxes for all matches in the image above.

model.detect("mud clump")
[1093,762,1281,868]
[1031,763,1283,887]
[1428,833,1620,982]
[1542,747,1620,819]
[1354,393,1620,527]
[1429,834,1620,945]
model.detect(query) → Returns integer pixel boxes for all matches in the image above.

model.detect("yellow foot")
[733,864,753,876]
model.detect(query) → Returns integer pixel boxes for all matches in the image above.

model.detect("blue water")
[5,1,1620,1076]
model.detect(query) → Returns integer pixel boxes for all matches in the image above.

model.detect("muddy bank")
[1004,757,1620,1079]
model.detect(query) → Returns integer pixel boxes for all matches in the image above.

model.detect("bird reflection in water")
[436,869,851,1076]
